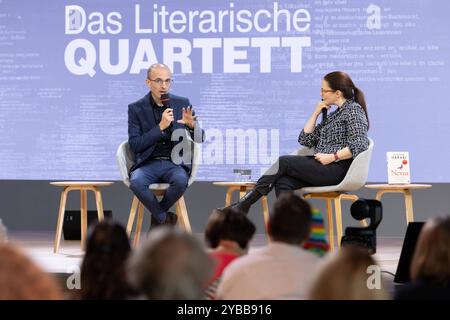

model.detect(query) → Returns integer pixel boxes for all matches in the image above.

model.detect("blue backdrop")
[0,0,447,182]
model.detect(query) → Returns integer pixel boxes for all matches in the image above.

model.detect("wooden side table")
[213,182,270,233]
[365,184,432,224]
[50,181,114,253]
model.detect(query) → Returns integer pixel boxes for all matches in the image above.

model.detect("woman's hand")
[314,153,335,165]
[304,101,331,134]
[314,101,331,117]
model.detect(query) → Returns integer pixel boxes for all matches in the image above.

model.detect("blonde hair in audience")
[410,216,450,283]
[308,247,389,300]
[0,244,63,300]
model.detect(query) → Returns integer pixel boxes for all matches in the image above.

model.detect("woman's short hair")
[204,208,256,249]
[410,216,450,284]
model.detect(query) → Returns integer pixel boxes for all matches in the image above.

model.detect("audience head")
[309,247,389,300]
[410,216,450,284]
[0,244,62,299]
[268,193,312,245]
[128,227,214,300]
[80,219,133,299]
[205,208,256,251]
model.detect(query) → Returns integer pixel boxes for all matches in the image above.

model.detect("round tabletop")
[50,181,114,187]
[365,184,432,190]
[213,181,257,187]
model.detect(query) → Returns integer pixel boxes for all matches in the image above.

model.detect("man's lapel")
[140,92,156,129]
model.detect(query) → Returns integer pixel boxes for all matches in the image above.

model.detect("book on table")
[386,151,411,184]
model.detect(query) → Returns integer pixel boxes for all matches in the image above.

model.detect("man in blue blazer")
[128,63,204,228]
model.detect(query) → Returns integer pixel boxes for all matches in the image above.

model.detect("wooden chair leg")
[54,188,69,254]
[93,187,105,222]
[175,196,192,233]
[175,201,185,230]
[261,196,270,234]
[225,189,233,206]
[404,190,415,223]
[334,197,343,248]
[239,186,247,199]
[80,189,88,250]
[133,202,145,248]
[326,198,335,251]
[127,196,139,237]
[261,196,271,244]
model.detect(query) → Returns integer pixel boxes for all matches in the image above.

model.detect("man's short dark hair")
[205,208,256,250]
[268,193,312,245]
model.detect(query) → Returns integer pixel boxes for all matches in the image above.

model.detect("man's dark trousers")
[130,159,189,223]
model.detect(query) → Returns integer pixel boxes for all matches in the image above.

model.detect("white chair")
[296,138,374,250]
[116,140,200,247]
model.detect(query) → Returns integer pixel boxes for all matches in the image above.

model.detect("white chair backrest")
[115,140,200,188]
[336,137,374,191]
[116,141,135,188]
[292,146,315,157]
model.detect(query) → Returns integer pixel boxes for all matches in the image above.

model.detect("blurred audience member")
[79,220,135,300]
[128,227,214,299]
[0,244,63,299]
[217,193,320,300]
[302,208,329,257]
[395,216,450,300]
[308,246,389,300]
[204,208,256,299]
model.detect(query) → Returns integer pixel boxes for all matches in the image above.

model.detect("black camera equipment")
[340,199,383,254]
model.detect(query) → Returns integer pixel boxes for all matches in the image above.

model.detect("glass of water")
[241,169,252,182]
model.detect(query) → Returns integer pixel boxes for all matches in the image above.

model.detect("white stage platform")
[8,231,403,277]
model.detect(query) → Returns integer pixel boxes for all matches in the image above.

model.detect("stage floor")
[8,231,404,295]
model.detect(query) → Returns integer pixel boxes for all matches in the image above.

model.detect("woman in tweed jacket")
[225,71,370,214]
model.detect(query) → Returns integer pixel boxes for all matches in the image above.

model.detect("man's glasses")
[149,78,173,86]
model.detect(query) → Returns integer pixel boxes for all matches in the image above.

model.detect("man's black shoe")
[148,214,162,232]
[162,211,178,226]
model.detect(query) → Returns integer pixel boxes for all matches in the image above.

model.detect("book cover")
[387,152,411,184]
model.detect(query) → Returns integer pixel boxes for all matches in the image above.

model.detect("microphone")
[321,99,327,123]
[160,93,173,131]
[160,93,171,110]
[321,108,327,122]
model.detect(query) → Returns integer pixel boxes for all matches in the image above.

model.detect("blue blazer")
[128,92,204,174]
